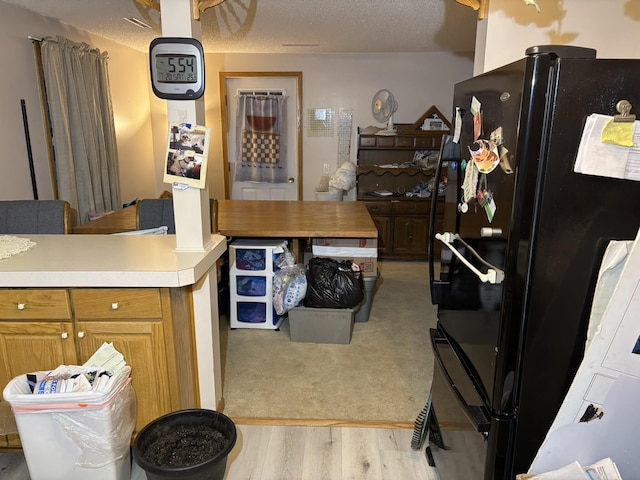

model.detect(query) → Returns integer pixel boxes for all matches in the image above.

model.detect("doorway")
[219,72,303,200]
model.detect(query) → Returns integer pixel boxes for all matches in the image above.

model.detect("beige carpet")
[219,260,436,424]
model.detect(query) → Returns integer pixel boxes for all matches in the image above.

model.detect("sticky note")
[601,120,634,147]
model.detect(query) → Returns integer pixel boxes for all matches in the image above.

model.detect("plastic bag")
[316,174,330,192]
[51,382,136,468]
[329,161,356,191]
[273,264,307,315]
[304,257,365,308]
[273,245,307,315]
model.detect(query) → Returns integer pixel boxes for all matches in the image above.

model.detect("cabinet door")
[0,321,77,447]
[72,288,177,436]
[75,319,173,435]
[0,322,78,388]
[393,217,429,257]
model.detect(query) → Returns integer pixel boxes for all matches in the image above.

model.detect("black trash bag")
[304,257,365,309]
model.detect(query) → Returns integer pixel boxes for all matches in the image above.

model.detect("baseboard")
[228,416,414,429]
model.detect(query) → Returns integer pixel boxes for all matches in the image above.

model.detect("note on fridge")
[573,113,640,181]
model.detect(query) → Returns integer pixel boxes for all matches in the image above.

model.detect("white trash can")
[314,189,343,201]
[2,367,135,480]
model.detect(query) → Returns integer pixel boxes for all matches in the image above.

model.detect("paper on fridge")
[529,228,640,478]
[584,240,634,352]
[573,113,640,181]
[518,458,622,480]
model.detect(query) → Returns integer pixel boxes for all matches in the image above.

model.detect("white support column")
[160,0,210,253]
[159,0,222,410]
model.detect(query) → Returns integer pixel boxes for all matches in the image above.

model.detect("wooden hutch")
[356,106,450,260]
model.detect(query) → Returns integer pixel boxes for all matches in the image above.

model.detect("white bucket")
[314,189,343,201]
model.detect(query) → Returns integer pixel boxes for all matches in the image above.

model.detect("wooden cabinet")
[357,107,449,259]
[0,286,196,449]
[362,199,444,259]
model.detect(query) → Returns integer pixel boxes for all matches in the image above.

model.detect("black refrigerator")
[426,45,640,479]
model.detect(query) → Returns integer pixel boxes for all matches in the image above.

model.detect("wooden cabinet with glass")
[356,106,449,260]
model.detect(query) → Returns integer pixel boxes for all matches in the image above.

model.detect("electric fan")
[371,89,398,135]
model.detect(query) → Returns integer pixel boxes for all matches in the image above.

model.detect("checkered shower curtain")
[235,94,288,183]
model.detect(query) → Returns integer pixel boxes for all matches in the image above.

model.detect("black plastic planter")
[132,409,237,480]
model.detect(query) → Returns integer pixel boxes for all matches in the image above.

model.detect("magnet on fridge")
[484,192,496,223]
[499,145,513,174]
[469,140,499,174]
[470,96,482,141]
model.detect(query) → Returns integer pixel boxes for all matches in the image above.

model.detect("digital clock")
[149,37,205,100]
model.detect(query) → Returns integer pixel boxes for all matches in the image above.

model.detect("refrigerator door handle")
[436,232,505,284]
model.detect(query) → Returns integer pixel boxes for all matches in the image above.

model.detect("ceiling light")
[123,17,153,29]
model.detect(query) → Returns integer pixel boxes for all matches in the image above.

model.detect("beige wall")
[475,0,640,74]
[202,52,473,201]
[0,1,157,206]
[149,52,475,201]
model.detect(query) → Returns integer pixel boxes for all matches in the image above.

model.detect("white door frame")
[219,71,303,200]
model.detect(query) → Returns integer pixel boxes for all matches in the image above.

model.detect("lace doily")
[0,235,37,259]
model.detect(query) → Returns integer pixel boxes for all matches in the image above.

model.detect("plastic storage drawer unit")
[229,239,287,330]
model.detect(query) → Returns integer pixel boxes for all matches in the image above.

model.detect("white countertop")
[0,234,227,287]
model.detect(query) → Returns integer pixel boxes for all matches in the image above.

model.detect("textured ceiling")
[5,0,479,54]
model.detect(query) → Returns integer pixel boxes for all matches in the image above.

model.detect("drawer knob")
[111,303,119,310]
[17,303,25,310]
[77,331,85,339]
[61,332,69,339]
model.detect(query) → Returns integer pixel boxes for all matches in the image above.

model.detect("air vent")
[123,17,152,29]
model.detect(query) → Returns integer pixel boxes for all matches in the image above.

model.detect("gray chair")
[0,200,72,234]
[137,198,176,233]
[137,198,218,234]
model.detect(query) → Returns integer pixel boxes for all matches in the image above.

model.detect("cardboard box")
[288,307,355,344]
[311,238,378,276]
[311,238,378,249]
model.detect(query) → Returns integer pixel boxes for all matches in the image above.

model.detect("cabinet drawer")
[72,288,163,319]
[359,136,376,147]
[376,136,395,147]
[395,137,414,148]
[392,202,430,215]
[415,136,438,148]
[0,289,71,320]
[365,202,393,215]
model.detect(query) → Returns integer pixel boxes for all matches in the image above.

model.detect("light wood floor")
[0,424,439,480]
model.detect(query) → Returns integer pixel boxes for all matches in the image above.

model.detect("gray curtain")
[234,94,288,183]
[40,36,120,223]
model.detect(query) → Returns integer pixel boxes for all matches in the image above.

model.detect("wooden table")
[217,200,378,258]
[72,199,378,257]
[72,205,138,234]
[217,200,377,239]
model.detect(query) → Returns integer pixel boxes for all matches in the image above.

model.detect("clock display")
[149,37,205,100]
[155,54,198,84]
